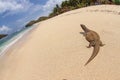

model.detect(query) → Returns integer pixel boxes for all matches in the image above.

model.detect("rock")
[0,34,8,39]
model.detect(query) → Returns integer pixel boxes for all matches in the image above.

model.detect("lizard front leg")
[87,41,95,48]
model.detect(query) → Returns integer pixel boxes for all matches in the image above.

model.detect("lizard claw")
[86,46,91,48]
[100,44,105,47]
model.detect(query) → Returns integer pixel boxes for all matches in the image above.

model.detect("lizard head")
[80,24,87,30]
[80,24,90,32]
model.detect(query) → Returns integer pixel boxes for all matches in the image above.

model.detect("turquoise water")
[0,26,34,56]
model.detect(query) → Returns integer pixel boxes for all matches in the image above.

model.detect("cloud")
[0,0,66,19]
[0,0,66,33]
[0,0,33,16]
[16,0,66,27]
[16,4,43,27]
[0,25,11,34]
[0,1,22,13]
[43,0,65,14]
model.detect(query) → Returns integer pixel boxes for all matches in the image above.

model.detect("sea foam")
[0,26,34,57]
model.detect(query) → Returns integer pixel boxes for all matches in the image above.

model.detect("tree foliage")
[113,0,120,5]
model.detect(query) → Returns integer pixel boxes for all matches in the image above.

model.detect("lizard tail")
[84,43,100,66]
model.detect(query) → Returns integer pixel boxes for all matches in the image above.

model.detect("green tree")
[113,0,120,4]
[52,4,61,15]
[69,0,77,7]
[61,0,69,8]
[60,1,70,13]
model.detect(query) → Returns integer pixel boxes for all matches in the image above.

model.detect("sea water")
[0,26,34,56]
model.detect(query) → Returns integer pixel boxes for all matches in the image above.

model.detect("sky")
[0,0,65,34]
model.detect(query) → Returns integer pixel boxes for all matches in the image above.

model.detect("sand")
[0,5,120,80]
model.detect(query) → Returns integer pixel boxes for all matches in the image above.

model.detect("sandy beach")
[0,5,120,80]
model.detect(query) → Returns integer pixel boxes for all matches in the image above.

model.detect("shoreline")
[0,24,38,58]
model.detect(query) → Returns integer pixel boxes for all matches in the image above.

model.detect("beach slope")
[0,5,120,80]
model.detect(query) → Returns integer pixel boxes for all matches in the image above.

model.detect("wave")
[0,26,34,57]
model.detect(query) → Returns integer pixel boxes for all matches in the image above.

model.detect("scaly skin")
[80,24,105,66]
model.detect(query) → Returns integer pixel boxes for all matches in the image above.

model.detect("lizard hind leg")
[87,41,95,48]
[100,41,105,47]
